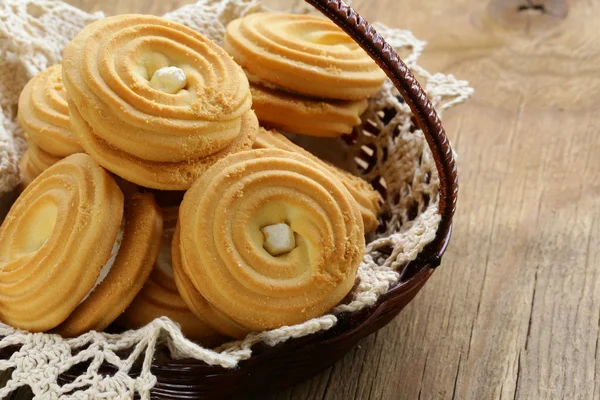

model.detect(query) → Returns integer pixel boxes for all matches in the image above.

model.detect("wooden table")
[6,0,600,398]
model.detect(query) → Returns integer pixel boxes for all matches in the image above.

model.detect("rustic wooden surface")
[6,0,600,398]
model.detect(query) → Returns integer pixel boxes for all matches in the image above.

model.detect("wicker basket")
[54,0,458,398]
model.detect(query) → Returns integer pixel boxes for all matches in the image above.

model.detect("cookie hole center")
[517,3,546,12]
[16,201,57,256]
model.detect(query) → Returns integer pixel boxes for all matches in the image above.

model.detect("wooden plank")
[3,0,599,399]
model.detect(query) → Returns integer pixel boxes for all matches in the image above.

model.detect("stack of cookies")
[62,15,258,191]
[224,13,386,137]
[1,12,385,344]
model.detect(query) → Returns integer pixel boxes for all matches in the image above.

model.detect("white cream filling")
[149,66,187,94]
[78,221,125,304]
[156,239,174,278]
[262,223,296,256]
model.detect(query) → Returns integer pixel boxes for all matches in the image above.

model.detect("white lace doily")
[0,0,473,398]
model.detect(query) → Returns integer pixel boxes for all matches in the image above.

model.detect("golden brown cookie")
[18,144,62,191]
[225,13,386,100]
[0,154,124,332]
[174,149,365,332]
[18,65,82,157]
[63,14,254,189]
[18,150,36,191]
[56,191,163,337]
[0,154,163,334]
[118,207,222,344]
[250,83,368,137]
[253,129,382,233]
[26,143,62,174]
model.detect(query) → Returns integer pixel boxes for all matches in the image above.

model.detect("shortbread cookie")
[18,150,36,190]
[225,13,386,100]
[0,154,124,331]
[18,65,82,157]
[174,149,365,332]
[26,143,62,174]
[0,154,162,334]
[63,14,253,189]
[250,83,368,137]
[18,144,62,190]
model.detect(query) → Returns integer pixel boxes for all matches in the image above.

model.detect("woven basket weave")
[0,0,472,398]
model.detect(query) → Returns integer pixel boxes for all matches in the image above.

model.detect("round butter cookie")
[18,144,61,190]
[225,13,386,100]
[18,150,36,190]
[174,149,365,332]
[17,65,82,157]
[0,154,162,334]
[63,14,254,189]
[56,191,163,337]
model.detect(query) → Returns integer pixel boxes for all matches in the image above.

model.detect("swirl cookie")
[18,65,82,157]
[63,15,255,190]
[18,151,36,190]
[254,129,382,233]
[18,144,61,190]
[250,83,368,137]
[174,149,365,332]
[0,154,162,334]
[118,207,222,344]
[225,13,386,100]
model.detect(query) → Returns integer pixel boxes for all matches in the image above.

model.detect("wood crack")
[517,0,546,14]
[467,181,502,359]
[592,214,599,398]
[416,350,430,400]
[512,350,522,400]
[525,174,546,352]
[524,268,539,351]
[352,339,371,399]
[451,353,462,400]
[594,315,599,398]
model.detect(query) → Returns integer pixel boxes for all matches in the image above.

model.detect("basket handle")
[306,0,458,265]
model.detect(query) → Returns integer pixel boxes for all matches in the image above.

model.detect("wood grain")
[6,0,600,399]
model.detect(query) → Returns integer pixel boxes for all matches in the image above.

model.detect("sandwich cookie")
[56,189,163,337]
[225,13,386,100]
[0,154,162,335]
[63,15,255,189]
[174,149,365,332]
[18,144,61,190]
[18,64,82,157]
